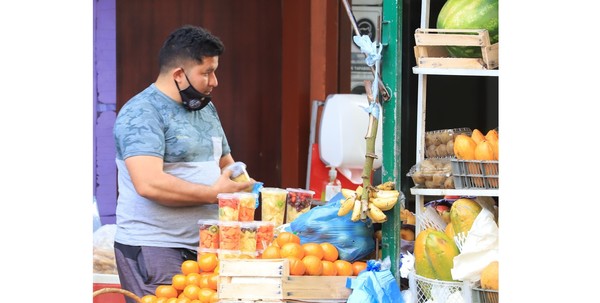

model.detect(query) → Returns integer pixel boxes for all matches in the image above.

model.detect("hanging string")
[353,34,383,120]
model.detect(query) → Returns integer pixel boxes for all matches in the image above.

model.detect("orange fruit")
[141,294,158,303]
[175,298,192,303]
[207,273,219,290]
[280,242,305,259]
[166,299,177,303]
[208,290,219,303]
[171,274,187,291]
[155,285,179,299]
[156,297,170,303]
[198,288,216,303]
[185,272,202,286]
[276,231,301,247]
[183,284,201,300]
[181,260,201,275]
[261,245,281,259]
[321,260,338,276]
[302,242,324,260]
[199,273,211,289]
[287,256,306,276]
[333,260,353,276]
[352,261,368,276]
[191,300,201,303]
[320,242,339,262]
[198,253,219,272]
[302,255,323,276]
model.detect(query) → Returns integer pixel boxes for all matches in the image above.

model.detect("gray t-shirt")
[113,83,231,250]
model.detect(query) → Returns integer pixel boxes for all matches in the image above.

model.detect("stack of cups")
[217,193,241,259]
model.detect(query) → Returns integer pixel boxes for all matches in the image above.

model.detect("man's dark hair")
[158,25,225,72]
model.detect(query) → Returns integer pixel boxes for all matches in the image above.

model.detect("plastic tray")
[451,159,499,189]
[472,286,499,303]
[407,158,453,189]
[425,128,472,158]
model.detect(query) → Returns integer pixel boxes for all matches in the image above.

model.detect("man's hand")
[210,169,256,201]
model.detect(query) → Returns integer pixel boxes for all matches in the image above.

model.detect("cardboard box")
[218,259,353,301]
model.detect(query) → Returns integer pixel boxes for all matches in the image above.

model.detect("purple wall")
[93,0,117,225]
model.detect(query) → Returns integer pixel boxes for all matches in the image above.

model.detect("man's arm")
[125,155,253,207]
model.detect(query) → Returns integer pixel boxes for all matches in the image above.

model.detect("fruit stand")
[92,0,499,302]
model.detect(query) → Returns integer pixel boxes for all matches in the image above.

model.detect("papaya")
[474,140,494,161]
[471,129,486,144]
[444,222,455,240]
[453,134,477,160]
[485,129,499,161]
[414,229,437,279]
[474,140,496,187]
[485,129,498,143]
[480,260,499,290]
[414,228,460,281]
[450,198,482,237]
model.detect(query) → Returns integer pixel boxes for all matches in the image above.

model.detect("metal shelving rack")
[411,0,499,233]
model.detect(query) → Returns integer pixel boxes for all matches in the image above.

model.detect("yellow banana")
[341,188,356,199]
[337,195,355,216]
[375,189,400,199]
[368,203,387,223]
[355,185,364,197]
[351,198,362,222]
[370,196,398,211]
[376,181,395,191]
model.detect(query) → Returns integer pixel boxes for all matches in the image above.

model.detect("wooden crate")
[218,258,353,301]
[414,28,498,70]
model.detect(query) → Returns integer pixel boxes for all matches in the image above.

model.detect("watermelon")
[436,0,499,58]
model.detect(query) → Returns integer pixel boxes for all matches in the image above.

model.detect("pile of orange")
[261,231,368,276]
[139,252,220,303]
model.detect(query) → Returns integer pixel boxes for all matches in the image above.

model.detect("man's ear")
[172,67,185,84]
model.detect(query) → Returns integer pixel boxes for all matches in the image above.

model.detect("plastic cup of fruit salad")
[237,192,257,221]
[198,219,220,250]
[285,188,315,223]
[217,193,240,221]
[259,187,288,227]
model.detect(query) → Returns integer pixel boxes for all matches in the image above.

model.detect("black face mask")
[174,71,212,111]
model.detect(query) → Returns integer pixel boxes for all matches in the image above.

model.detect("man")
[112,25,254,300]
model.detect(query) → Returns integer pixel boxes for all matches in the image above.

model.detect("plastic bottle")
[323,166,342,202]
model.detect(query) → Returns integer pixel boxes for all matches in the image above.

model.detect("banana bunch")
[367,188,401,223]
[337,185,363,220]
[337,182,401,224]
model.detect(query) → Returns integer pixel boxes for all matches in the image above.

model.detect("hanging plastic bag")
[289,192,374,262]
[347,257,404,303]
[451,207,499,282]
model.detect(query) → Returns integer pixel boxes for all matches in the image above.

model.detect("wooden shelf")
[412,66,499,77]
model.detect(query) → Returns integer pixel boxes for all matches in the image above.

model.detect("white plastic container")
[318,94,383,184]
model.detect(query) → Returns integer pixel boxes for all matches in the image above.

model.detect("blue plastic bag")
[347,258,404,303]
[289,192,375,262]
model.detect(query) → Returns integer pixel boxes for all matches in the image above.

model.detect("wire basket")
[410,274,471,303]
[472,286,499,303]
[93,287,143,303]
[416,204,447,233]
